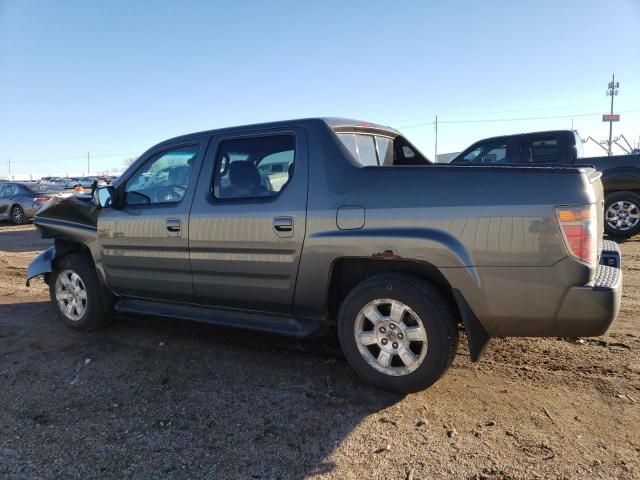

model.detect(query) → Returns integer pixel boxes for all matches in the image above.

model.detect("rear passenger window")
[522,139,560,163]
[2,184,18,196]
[213,135,295,199]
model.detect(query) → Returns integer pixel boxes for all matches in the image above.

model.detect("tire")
[604,191,640,238]
[11,205,26,225]
[48,253,111,331]
[338,273,458,393]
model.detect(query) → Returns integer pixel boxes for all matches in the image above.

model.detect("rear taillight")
[555,205,597,267]
[33,196,51,203]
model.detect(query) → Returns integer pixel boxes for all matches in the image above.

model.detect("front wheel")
[49,253,111,331]
[604,191,640,238]
[338,274,458,393]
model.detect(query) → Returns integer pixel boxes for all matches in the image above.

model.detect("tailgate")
[586,168,605,257]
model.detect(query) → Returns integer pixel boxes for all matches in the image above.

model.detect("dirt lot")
[0,223,638,480]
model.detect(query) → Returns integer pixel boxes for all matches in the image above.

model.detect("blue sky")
[1,0,639,178]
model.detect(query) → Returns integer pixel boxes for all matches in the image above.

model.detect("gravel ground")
[0,223,638,479]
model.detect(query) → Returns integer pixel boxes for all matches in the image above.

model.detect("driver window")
[125,145,198,205]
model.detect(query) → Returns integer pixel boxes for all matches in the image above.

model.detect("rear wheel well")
[326,258,455,322]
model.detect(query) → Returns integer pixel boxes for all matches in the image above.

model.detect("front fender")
[26,246,56,286]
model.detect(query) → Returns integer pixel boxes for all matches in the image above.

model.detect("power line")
[390,100,640,124]
[396,108,640,129]
[0,152,140,165]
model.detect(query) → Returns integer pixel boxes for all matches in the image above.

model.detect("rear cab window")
[334,128,430,166]
[520,137,562,163]
[337,133,380,166]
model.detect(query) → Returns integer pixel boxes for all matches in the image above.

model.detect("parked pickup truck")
[26,118,621,392]
[450,130,640,237]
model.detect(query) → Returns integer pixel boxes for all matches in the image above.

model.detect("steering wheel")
[153,185,186,203]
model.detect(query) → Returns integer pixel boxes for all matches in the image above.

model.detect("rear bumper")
[555,241,622,336]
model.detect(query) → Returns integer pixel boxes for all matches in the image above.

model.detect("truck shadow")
[606,234,640,245]
[0,301,402,479]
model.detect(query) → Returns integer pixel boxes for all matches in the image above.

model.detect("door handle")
[273,216,293,235]
[166,218,181,235]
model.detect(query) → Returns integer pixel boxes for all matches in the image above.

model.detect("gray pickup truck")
[450,130,640,237]
[26,118,621,392]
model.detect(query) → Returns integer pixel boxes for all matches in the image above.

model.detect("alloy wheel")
[606,200,640,231]
[354,298,428,376]
[11,206,24,224]
[55,270,88,321]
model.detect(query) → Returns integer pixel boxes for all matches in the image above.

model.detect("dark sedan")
[0,182,66,224]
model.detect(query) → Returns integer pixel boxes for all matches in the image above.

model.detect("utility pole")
[8,158,10,180]
[434,115,438,162]
[87,152,90,176]
[606,74,619,156]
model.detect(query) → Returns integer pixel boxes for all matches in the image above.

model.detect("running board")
[114,298,328,338]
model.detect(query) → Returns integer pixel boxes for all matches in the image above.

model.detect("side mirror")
[95,186,115,208]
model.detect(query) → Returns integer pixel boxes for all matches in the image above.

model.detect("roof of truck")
[467,130,576,144]
[155,118,400,148]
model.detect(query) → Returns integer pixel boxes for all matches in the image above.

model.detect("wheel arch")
[53,238,91,260]
[326,258,453,321]
[604,188,640,197]
[602,167,640,192]
[26,239,93,286]
[325,257,490,361]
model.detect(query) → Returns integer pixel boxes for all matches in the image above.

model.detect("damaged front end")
[26,194,99,286]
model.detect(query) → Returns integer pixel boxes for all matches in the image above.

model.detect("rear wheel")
[604,191,640,238]
[49,253,111,331]
[338,274,458,393]
[11,205,25,225]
